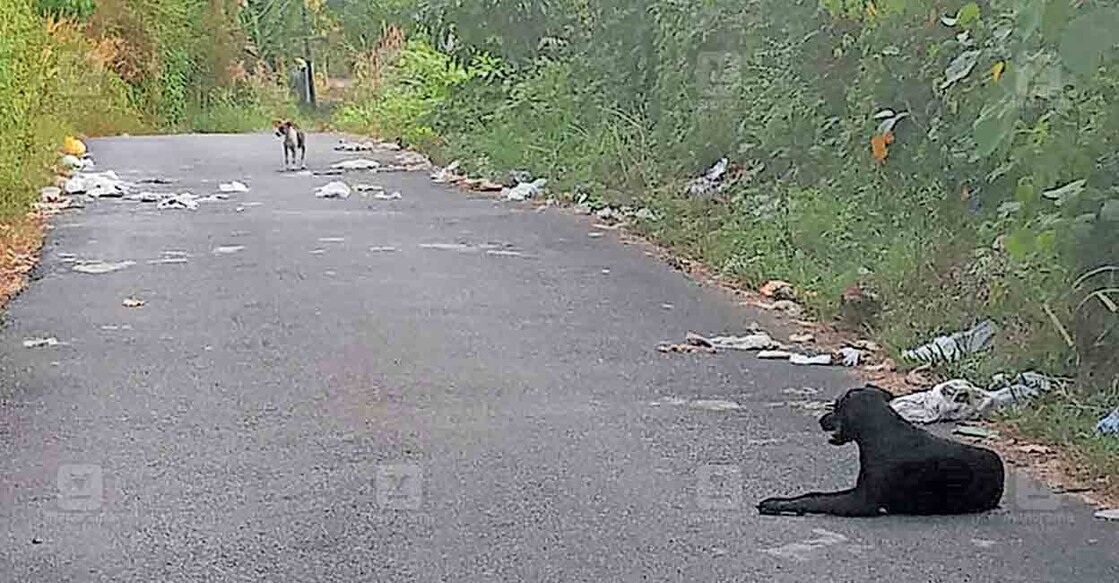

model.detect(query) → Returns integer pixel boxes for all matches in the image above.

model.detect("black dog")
[758,386,1004,517]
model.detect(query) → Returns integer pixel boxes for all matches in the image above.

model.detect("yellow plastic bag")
[62,136,86,157]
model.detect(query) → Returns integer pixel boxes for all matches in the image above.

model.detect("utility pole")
[301,0,317,107]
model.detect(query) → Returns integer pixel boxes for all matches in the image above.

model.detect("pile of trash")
[335,139,402,153]
[315,181,353,199]
[429,161,507,194]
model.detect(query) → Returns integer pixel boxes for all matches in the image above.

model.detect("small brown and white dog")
[274,120,306,170]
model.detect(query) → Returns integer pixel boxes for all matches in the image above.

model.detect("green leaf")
[957,3,981,27]
[1036,230,1057,254]
[973,98,1019,160]
[1015,180,1039,205]
[1006,228,1035,261]
[1059,8,1119,75]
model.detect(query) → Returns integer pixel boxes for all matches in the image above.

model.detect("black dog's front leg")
[758,489,880,517]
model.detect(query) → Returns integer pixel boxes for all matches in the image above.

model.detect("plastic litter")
[335,140,377,152]
[1095,509,1119,521]
[23,337,62,348]
[63,136,87,157]
[659,331,778,354]
[315,182,352,199]
[122,297,146,308]
[73,261,135,275]
[419,243,474,252]
[64,171,127,198]
[157,193,199,210]
[688,158,729,196]
[790,353,833,366]
[213,246,245,256]
[758,350,795,360]
[1096,409,1119,435]
[332,159,381,171]
[903,320,997,365]
[431,161,462,183]
[369,246,398,253]
[219,181,250,193]
[374,192,402,201]
[504,179,548,202]
[838,347,862,367]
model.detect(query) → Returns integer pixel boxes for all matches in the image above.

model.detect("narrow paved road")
[1,134,1115,582]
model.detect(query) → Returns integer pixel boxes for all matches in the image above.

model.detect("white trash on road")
[73,261,136,275]
[315,182,352,199]
[219,181,250,193]
[890,372,1057,424]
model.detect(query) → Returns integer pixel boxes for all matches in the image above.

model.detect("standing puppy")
[758,386,1005,517]
[274,120,306,170]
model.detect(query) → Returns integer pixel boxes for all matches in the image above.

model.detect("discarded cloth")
[659,331,778,354]
[1097,409,1119,435]
[903,320,997,365]
[890,372,1057,424]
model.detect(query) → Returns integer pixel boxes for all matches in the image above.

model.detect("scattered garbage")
[122,297,146,308]
[486,250,526,258]
[754,299,805,318]
[1096,409,1119,435]
[431,161,462,183]
[688,158,729,196]
[64,171,127,198]
[157,193,199,211]
[890,373,1057,424]
[23,337,62,349]
[335,140,377,152]
[689,399,744,412]
[213,245,245,256]
[315,182,352,199]
[374,191,403,201]
[758,350,795,360]
[783,387,820,397]
[332,159,381,171]
[393,151,432,171]
[73,261,135,275]
[218,181,250,193]
[504,179,548,202]
[659,331,779,354]
[650,396,743,412]
[790,353,833,366]
[838,347,862,367]
[903,320,997,365]
[1094,509,1119,521]
[953,425,1000,440]
[137,177,174,185]
[355,184,384,193]
[60,155,84,171]
[369,246,398,253]
[318,237,346,243]
[760,280,796,301]
[420,243,476,253]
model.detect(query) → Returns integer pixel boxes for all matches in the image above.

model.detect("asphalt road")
[1,134,1115,582]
